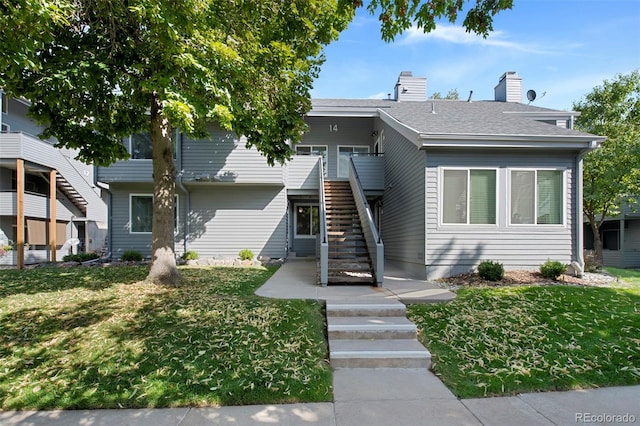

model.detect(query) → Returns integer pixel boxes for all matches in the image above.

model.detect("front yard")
[408,268,640,398]
[0,265,331,410]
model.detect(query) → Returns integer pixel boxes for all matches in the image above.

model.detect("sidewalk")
[2,259,638,425]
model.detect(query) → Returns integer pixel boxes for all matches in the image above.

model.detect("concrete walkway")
[2,258,639,425]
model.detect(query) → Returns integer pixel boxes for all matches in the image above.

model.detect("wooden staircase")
[324,181,375,285]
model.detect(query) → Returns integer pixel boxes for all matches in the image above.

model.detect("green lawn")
[0,265,332,410]
[408,273,640,398]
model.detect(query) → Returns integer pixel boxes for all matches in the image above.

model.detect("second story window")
[296,145,328,176]
[128,132,178,160]
[130,133,153,159]
[1,93,7,115]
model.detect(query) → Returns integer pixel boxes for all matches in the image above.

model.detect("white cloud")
[367,92,389,99]
[399,24,554,54]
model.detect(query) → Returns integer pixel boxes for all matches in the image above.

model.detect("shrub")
[540,259,567,280]
[62,252,99,262]
[238,249,254,261]
[181,250,199,261]
[121,250,143,262]
[477,260,504,281]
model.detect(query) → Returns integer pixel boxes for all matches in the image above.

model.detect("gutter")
[94,177,112,259]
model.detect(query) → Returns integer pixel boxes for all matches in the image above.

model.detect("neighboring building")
[0,92,107,266]
[97,71,605,283]
[584,200,640,268]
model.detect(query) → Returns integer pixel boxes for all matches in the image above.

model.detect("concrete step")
[327,275,375,285]
[327,316,417,339]
[329,339,431,368]
[326,302,406,317]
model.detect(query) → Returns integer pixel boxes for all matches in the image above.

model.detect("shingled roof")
[310,98,601,141]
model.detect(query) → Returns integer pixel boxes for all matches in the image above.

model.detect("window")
[510,170,564,225]
[442,169,496,225]
[296,145,327,176]
[295,204,319,237]
[130,133,153,159]
[130,194,178,234]
[338,146,369,178]
[1,93,7,114]
[1,123,9,133]
[128,132,178,159]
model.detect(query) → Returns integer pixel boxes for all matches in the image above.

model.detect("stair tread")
[328,316,416,328]
[329,339,429,354]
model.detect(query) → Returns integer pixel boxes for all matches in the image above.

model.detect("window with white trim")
[442,169,497,225]
[130,194,178,234]
[510,169,564,225]
[296,145,327,176]
[295,204,319,237]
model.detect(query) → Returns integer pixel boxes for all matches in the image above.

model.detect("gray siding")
[352,156,384,191]
[97,159,153,183]
[0,133,106,222]
[300,117,373,180]
[285,156,320,193]
[621,219,640,268]
[380,121,426,277]
[181,126,282,184]
[109,183,186,259]
[187,185,286,259]
[425,150,576,279]
[0,192,80,220]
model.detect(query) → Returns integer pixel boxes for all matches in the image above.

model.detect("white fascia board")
[377,108,422,147]
[419,133,604,150]
[307,106,379,117]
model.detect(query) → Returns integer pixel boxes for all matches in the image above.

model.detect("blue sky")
[311,0,640,110]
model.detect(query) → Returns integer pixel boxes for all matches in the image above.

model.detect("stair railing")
[318,158,329,286]
[348,158,384,286]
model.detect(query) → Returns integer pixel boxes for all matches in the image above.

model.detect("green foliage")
[181,250,199,261]
[574,70,640,263]
[0,265,330,409]
[477,260,504,281]
[120,250,143,262]
[363,0,513,42]
[239,249,254,261]
[408,285,640,398]
[62,252,100,262]
[539,259,566,280]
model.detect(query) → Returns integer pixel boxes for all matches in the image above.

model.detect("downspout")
[175,130,190,254]
[94,174,112,259]
[573,142,597,277]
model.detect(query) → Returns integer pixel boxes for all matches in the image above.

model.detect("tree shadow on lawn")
[0,265,148,297]
[0,272,331,410]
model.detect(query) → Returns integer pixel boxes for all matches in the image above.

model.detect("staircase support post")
[49,169,57,262]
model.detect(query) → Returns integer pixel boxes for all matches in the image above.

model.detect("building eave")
[418,133,604,150]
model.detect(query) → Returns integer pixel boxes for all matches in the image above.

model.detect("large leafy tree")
[0,0,511,284]
[573,70,640,265]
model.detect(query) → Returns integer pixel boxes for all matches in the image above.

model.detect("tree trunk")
[588,219,604,267]
[146,93,180,285]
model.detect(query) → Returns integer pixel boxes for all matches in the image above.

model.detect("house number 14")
[329,124,338,132]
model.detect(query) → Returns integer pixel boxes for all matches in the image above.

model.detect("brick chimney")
[494,71,522,103]
[394,71,427,101]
